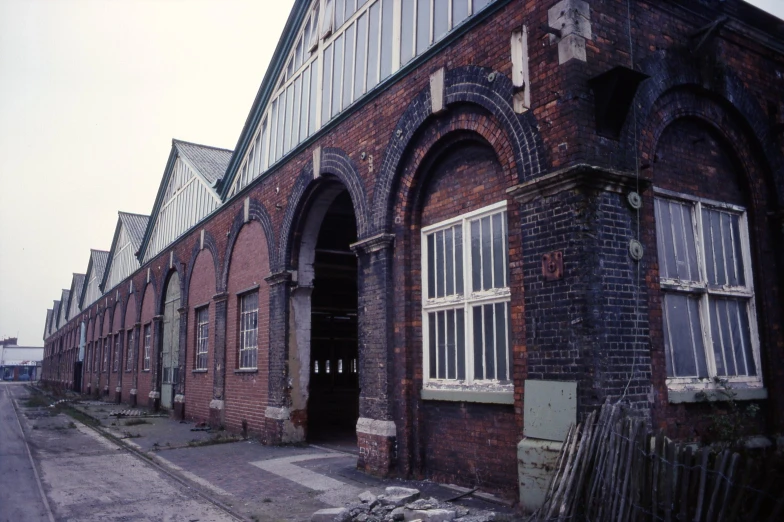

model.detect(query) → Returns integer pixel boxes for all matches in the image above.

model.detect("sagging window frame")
[653,187,762,391]
[420,200,512,391]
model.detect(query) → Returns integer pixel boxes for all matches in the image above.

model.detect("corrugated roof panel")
[173,140,232,184]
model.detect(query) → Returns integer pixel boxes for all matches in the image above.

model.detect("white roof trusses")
[102,212,149,292]
[140,140,230,264]
[80,250,110,310]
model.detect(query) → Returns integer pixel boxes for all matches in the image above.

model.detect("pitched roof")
[173,140,233,184]
[58,289,70,326]
[79,249,110,309]
[220,0,310,198]
[44,309,52,340]
[118,212,150,251]
[51,301,61,332]
[91,250,110,282]
[66,274,85,320]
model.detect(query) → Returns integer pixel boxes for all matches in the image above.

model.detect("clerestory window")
[422,202,512,388]
[654,190,761,390]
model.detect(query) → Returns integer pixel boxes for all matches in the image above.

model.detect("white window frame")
[195,307,209,371]
[103,338,109,372]
[421,201,512,391]
[238,292,259,370]
[113,334,121,372]
[143,324,151,371]
[125,329,134,372]
[654,188,762,391]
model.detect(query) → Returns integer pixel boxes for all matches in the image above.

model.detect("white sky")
[0,0,782,346]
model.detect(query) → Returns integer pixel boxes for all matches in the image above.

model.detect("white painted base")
[518,438,563,513]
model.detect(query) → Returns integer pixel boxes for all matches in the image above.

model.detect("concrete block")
[518,438,563,513]
[558,34,587,64]
[379,487,420,506]
[523,380,577,442]
[358,490,378,508]
[311,507,350,522]
[406,509,456,522]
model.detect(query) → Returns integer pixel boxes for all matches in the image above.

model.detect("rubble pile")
[311,487,504,522]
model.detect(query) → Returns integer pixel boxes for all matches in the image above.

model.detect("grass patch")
[24,394,51,408]
[62,406,101,427]
[124,418,151,426]
[186,433,241,448]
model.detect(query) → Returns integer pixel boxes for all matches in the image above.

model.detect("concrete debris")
[312,507,351,522]
[314,489,503,522]
[378,487,421,507]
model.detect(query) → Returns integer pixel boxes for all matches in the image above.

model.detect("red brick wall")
[225,220,270,435]
[644,117,775,438]
[185,248,217,424]
[122,294,137,403]
[411,140,519,495]
[137,282,156,402]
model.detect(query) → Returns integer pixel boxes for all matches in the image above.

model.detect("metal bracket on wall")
[542,251,564,281]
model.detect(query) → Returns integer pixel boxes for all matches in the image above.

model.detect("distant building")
[0,337,43,381]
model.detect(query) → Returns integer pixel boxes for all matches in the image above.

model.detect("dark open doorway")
[306,190,359,450]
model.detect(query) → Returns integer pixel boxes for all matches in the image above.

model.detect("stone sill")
[421,388,514,404]
[668,387,767,404]
[234,369,258,375]
[191,369,208,374]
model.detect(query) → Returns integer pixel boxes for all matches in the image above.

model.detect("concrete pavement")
[5,384,518,521]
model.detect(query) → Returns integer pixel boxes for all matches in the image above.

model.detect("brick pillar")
[351,233,396,477]
[210,293,228,428]
[263,270,295,444]
[130,323,141,407]
[509,165,652,420]
[148,315,163,411]
[174,306,187,420]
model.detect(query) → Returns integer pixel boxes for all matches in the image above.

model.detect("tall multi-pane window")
[103,338,109,372]
[113,334,121,372]
[422,202,511,386]
[654,191,761,389]
[239,293,259,369]
[143,324,151,371]
[195,307,209,370]
[228,0,500,197]
[125,329,134,372]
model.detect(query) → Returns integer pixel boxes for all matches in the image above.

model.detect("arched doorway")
[161,274,181,410]
[293,187,359,447]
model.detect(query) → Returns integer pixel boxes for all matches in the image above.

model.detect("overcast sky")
[1,0,782,346]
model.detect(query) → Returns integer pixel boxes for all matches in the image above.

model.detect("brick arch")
[221,198,275,291]
[124,291,137,329]
[278,148,370,271]
[186,229,221,297]
[624,55,784,206]
[371,65,547,234]
[641,88,776,215]
[157,256,185,316]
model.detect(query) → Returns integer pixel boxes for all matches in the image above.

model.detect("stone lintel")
[350,233,395,255]
[264,271,294,287]
[209,399,225,410]
[507,163,648,204]
[356,417,396,438]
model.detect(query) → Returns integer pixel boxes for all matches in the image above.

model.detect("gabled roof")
[136,140,231,263]
[174,140,232,184]
[58,289,70,327]
[220,0,310,199]
[119,212,150,250]
[51,301,61,334]
[44,309,52,340]
[79,249,110,309]
[66,273,85,320]
[100,212,149,292]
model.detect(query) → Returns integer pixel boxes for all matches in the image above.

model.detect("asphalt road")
[0,382,52,522]
[1,383,236,522]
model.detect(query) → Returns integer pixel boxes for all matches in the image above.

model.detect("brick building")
[41,0,784,502]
